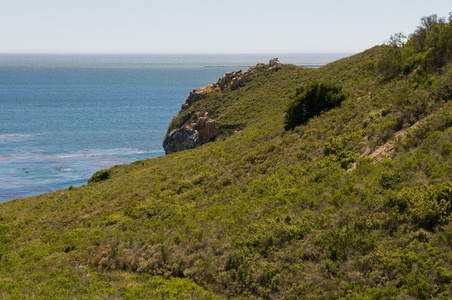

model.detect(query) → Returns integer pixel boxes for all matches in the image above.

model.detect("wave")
[0,133,41,139]
[43,148,162,161]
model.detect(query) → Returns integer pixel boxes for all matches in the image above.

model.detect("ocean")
[0,53,350,202]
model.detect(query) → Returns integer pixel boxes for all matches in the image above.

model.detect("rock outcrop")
[163,113,220,155]
[268,57,283,71]
[217,70,245,92]
[164,58,283,155]
[181,87,208,111]
[180,58,283,111]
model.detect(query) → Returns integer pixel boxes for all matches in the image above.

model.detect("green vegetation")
[284,81,346,130]
[377,13,452,79]
[1,14,452,299]
[88,169,112,184]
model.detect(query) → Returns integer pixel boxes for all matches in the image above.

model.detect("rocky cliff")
[163,58,283,155]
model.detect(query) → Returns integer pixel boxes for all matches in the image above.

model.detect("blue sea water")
[0,53,350,202]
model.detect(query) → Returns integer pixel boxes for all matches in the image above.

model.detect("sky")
[1,0,451,54]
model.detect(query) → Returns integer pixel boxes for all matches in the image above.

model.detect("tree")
[410,14,446,52]
[387,32,407,48]
[420,14,441,31]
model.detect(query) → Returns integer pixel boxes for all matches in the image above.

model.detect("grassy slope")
[1,43,452,299]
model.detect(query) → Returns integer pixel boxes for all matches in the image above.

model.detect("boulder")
[197,117,220,141]
[230,77,244,91]
[267,57,283,71]
[163,115,220,155]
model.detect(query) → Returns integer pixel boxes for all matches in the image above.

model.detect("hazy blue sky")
[1,0,450,54]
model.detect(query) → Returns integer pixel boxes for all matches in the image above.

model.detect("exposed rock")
[181,87,207,110]
[197,116,220,141]
[180,58,283,111]
[163,114,220,155]
[347,119,422,172]
[164,126,198,155]
[347,134,401,173]
[164,58,285,154]
[231,77,244,91]
[217,70,245,91]
[180,71,245,111]
[267,57,283,71]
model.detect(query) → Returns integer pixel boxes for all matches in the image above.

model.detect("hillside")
[1,14,452,299]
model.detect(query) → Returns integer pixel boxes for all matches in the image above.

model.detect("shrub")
[435,73,452,102]
[376,45,404,79]
[284,82,346,130]
[388,182,452,231]
[88,169,111,184]
[380,170,404,190]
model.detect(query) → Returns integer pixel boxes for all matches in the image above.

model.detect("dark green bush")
[284,82,346,130]
[88,169,111,184]
[380,170,404,190]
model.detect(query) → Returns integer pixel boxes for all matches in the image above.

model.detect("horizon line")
[0,52,356,55]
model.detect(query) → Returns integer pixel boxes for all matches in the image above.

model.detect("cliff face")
[163,112,220,155]
[163,58,283,155]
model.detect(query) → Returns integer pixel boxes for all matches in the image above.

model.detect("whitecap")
[56,167,73,172]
